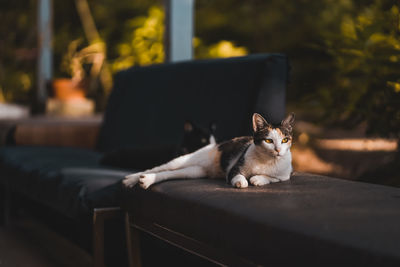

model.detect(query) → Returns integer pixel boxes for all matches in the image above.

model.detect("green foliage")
[0,0,161,104]
[316,0,400,138]
[195,0,400,139]
[1,0,399,140]
[111,5,249,70]
[0,0,37,103]
[195,39,248,59]
[111,6,165,72]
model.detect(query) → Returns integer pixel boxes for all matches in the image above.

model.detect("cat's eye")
[282,138,289,143]
[265,139,273,144]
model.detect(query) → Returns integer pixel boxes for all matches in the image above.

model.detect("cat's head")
[252,113,295,157]
[180,121,217,154]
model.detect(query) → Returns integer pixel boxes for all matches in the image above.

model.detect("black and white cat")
[100,120,216,170]
[178,120,217,155]
[123,113,295,189]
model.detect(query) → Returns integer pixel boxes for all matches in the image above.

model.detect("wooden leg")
[92,207,122,267]
[125,213,142,267]
[0,183,10,226]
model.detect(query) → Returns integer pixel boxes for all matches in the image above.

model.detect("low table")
[0,115,102,148]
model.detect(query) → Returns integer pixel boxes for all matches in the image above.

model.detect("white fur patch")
[261,129,291,157]
[139,173,157,189]
[278,175,291,181]
[267,177,280,183]
[123,144,219,188]
[249,175,270,186]
[123,173,141,188]
[138,166,207,189]
[231,175,248,188]
[209,135,216,144]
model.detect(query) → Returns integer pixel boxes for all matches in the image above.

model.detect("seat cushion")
[0,146,102,174]
[55,167,131,218]
[99,146,178,170]
[0,146,132,219]
[123,173,400,266]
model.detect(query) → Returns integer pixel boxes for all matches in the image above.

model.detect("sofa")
[0,54,288,266]
[2,53,399,267]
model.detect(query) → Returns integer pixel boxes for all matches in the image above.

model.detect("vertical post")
[93,209,105,267]
[125,213,142,267]
[37,0,53,109]
[164,0,195,62]
[0,183,10,226]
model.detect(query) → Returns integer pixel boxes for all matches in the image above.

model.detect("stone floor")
[0,213,216,267]
[0,216,92,267]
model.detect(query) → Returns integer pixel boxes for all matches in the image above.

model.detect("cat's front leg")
[276,165,292,182]
[231,175,248,188]
[138,173,157,189]
[123,172,142,188]
[249,175,281,186]
[249,175,270,186]
[123,152,199,188]
[278,175,291,181]
[139,166,207,189]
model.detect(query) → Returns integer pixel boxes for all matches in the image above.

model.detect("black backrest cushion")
[97,54,288,152]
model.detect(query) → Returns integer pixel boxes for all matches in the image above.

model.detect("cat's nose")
[275,148,281,153]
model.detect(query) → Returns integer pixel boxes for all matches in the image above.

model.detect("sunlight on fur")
[123,113,295,189]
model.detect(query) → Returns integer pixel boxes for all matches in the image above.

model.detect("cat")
[123,113,295,189]
[178,120,217,155]
[100,120,216,170]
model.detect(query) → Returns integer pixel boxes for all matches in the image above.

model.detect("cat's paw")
[123,173,141,188]
[231,175,248,188]
[250,175,270,186]
[139,173,157,189]
[278,176,291,181]
[267,177,280,183]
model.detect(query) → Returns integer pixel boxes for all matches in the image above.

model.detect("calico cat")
[123,113,295,189]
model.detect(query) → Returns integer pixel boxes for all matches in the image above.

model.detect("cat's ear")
[252,113,270,133]
[184,121,194,132]
[209,122,217,133]
[281,113,295,127]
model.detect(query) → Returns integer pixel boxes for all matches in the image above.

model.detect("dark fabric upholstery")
[99,146,178,170]
[0,147,130,219]
[97,54,288,152]
[0,146,101,174]
[123,173,400,266]
[0,54,288,222]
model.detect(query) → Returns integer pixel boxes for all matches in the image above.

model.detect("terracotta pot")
[52,78,85,100]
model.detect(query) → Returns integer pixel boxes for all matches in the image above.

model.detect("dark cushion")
[55,167,130,218]
[97,54,288,152]
[123,173,400,266]
[0,146,131,219]
[0,146,101,174]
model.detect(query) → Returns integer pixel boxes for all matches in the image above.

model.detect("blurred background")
[0,0,399,186]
